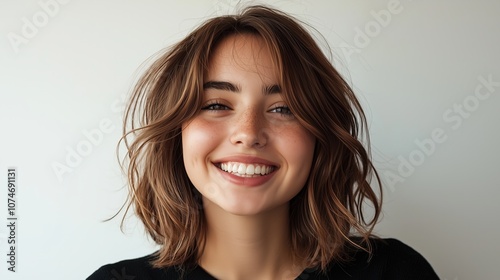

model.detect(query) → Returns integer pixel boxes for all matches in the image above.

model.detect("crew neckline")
[190,265,318,280]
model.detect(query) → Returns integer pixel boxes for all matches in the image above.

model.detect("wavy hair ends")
[120,5,382,272]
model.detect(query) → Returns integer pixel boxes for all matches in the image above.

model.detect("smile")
[217,162,276,177]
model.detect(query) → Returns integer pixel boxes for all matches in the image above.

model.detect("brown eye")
[201,102,230,111]
[270,106,293,117]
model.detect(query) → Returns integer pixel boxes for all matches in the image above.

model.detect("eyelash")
[201,102,293,117]
[201,101,230,111]
[270,105,293,117]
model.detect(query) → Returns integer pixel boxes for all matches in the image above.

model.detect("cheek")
[277,126,315,173]
[182,119,220,165]
[289,128,315,157]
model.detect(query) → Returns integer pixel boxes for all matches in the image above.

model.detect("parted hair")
[121,5,382,272]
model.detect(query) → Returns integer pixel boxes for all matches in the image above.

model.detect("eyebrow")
[264,84,281,95]
[203,81,281,95]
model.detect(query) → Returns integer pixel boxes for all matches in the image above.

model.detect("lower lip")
[215,165,276,187]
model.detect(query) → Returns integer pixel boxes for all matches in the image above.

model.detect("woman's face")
[182,34,315,216]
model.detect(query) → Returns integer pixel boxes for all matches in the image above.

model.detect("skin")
[182,34,315,280]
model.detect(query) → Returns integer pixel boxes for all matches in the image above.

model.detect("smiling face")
[182,34,315,216]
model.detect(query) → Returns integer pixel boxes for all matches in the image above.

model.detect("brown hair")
[120,5,382,272]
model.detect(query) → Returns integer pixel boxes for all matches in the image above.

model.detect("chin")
[218,201,267,216]
[213,197,288,217]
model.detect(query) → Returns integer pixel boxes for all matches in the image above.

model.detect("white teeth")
[237,164,245,175]
[246,164,255,175]
[255,165,261,174]
[219,162,274,176]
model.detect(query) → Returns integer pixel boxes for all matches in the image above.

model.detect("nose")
[229,108,268,148]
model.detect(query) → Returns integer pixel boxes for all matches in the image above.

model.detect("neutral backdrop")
[1,0,499,279]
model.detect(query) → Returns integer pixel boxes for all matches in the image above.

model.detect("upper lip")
[213,155,279,167]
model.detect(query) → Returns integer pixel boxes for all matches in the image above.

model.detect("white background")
[1,0,499,279]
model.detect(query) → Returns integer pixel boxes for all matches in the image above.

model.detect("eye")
[201,101,230,111]
[270,105,294,117]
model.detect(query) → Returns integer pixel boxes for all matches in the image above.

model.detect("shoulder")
[315,238,440,280]
[86,252,182,280]
[372,238,439,278]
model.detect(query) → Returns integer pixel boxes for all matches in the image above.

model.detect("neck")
[198,201,303,280]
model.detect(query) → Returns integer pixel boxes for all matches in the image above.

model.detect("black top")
[87,238,439,279]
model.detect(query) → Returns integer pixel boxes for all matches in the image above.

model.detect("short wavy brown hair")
[120,5,382,272]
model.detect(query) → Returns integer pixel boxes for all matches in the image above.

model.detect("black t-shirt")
[87,238,439,279]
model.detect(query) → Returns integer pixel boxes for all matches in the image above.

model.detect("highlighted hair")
[120,5,382,272]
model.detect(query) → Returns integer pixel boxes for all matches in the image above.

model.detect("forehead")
[206,34,278,79]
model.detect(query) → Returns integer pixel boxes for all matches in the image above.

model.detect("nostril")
[231,135,265,148]
[230,116,268,147]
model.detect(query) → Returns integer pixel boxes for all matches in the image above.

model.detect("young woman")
[88,5,439,280]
